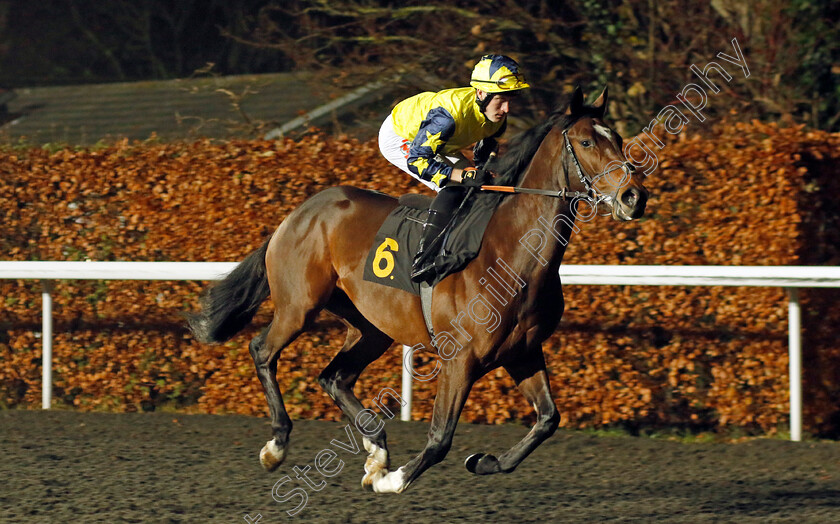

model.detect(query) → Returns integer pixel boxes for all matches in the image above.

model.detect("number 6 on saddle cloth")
[362,187,505,295]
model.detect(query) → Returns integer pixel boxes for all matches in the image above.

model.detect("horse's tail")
[187,239,271,344]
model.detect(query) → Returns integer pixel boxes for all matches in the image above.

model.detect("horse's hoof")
[361,468,385,491]
[371,467,407,493]
[464,453,483,473]
[464,453,501,475]
[259,439,286,472]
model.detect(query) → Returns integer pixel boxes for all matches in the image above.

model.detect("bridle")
[561,128,598,200]
[481,124,634,207]
[561,127,635,206]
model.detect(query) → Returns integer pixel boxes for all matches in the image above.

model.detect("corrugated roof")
[0,72,355,145]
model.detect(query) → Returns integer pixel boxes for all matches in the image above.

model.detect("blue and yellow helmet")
[470,54,531,93]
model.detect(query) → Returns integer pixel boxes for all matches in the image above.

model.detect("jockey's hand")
[473,138,499,169]
[460,167,493,188]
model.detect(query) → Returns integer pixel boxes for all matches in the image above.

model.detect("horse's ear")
[565,85,585,116]
[593,86,608,118]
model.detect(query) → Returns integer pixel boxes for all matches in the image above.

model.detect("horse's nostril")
[622,188,639,207]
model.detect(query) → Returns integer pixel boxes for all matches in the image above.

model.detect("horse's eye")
[581,140,592,148]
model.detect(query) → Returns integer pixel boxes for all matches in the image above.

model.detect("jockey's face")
[478,90,513,123]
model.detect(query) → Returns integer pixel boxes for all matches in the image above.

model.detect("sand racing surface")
[2,410,840,523]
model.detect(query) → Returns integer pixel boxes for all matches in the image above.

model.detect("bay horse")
[188,86,648,493]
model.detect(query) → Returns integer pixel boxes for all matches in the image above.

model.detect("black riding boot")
[410,185,464,283]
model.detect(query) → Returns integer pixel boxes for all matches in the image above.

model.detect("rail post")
[787,288,802,441]
[401,345,412,421]
[41,280,54,409]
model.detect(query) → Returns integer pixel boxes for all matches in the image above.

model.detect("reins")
[478,185,591,200]
[478,128,598,201]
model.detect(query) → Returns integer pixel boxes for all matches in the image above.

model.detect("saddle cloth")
[362,191,505,295]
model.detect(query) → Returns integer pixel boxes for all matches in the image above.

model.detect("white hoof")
[259,439,286,471]
[361,467,384,491]
[371,467,407,494]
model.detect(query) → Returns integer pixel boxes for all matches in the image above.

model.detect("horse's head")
[562,86,648,221]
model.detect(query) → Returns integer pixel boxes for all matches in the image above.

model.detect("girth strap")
[419,281,436,347]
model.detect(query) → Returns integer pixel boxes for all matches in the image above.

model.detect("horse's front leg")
[465,348,559,475]
[365,359,477,493]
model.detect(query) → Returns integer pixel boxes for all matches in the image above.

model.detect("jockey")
[378,54,531,283]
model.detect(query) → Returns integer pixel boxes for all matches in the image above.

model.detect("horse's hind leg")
[250,308,312,472]
[319,291,394,488]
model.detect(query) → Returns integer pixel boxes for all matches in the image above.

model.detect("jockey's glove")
[460,167,492,188]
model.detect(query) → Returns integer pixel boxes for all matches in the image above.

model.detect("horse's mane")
[489,100,604,187]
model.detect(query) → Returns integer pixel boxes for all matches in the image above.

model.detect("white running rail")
[2,261,840,441]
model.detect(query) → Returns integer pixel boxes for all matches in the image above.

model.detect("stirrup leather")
[410,210,448,282]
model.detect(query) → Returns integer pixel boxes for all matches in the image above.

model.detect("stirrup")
[412,223,442,273]
[410,259,436,283]
[410,244,437,282]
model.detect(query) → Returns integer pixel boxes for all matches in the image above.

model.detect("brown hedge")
[1,122,839,435]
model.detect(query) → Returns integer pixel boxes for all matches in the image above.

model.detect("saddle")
[362,190,505,295]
